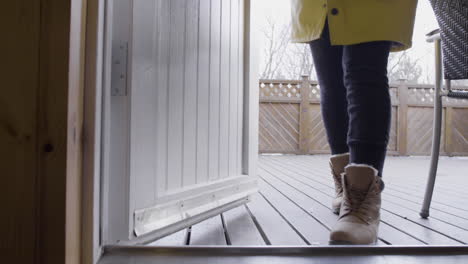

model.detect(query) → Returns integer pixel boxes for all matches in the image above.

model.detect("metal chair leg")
[420,94,443,218]
[420,39,443,219]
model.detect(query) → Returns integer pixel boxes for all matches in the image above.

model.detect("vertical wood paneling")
[37,0,84,261]
[237,0,245,174]
[2,1,40,262]
[208,0,221,181]
[127,0,246,203]
[131,0,157,209]
[155,0,170,195]
[196,0,211,184]
[182,0,199,187]
[219,0,231,179]
[229,0,240,177]
[109,0,250,242]
[167,0,186,190]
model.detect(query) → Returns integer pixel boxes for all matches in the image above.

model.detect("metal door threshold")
[99,245,468,264]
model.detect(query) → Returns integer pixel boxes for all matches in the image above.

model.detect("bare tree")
[260,14,315,80]
[387,51,423,83]
[281,40,315,79]
[260,16,290,79]
[260,14,445,85]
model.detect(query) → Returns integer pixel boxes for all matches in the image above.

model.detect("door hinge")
[111,42,129,96]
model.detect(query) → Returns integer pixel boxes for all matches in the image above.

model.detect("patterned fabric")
[430,0,468,80]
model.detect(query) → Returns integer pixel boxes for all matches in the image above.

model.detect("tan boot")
[329,153,349,214]
[329,164,383,245]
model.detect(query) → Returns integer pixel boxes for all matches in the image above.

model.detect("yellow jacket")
[291,0,418,52]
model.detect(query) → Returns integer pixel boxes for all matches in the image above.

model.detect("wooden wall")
[1,1,40,263]
[0,0,85,263]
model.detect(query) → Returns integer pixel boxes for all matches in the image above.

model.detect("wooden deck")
[150,155,468,246]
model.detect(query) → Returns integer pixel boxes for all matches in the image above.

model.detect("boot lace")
[341,185,377,223]
[343,186,367,210]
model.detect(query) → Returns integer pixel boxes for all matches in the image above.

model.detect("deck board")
[259,160,425,245]
[189,215,227,245]
[272,155,468,217]
[258,177,330,245]
[263,156,464,245]
[246,192,307,245]
[222,205,266,245]
[284,155,468,220]
[149,155,468,246]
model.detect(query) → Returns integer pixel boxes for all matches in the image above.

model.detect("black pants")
[309,21,392,176]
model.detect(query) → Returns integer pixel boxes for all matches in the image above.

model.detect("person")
[290,0,418,244]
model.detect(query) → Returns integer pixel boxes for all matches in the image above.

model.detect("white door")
[102,0,259,244]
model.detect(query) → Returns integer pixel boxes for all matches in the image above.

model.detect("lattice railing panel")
[259,103,300,153]
[308,84,321,101]
[259,79,468,155]
[449,108,468,153]
[407,107,446,155]
[407,86,468,105]
[303,105,398,153]
[407,87,435,104]
[307,104,330,152]
[259,81,302,99]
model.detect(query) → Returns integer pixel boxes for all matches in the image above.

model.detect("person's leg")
[328,41,391,245]
[309,21,349,156]
[342,41,392,177]
[309,21,349,214]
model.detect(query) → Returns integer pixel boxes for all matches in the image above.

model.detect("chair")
[420,0,468,219]
[420,0,468,218]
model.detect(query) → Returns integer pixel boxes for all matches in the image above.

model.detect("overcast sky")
[253,0,439,83]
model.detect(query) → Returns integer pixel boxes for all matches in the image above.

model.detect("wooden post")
[299,75,311,154]
[397,81,408,156]
[445,106,453,156]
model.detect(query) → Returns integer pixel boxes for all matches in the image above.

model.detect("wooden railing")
[259,76,468,156]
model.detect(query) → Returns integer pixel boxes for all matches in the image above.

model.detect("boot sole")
[328,240,354,245]
[328,239,378,245]
[332,208,340,215]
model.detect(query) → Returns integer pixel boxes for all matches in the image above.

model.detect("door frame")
[82,0,106,263]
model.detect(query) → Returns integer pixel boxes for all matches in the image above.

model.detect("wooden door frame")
[242,0,259,178]
[2,0,82,263]
[35,0,88,263]
[82,0,105,263]
[14,0,93,263]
